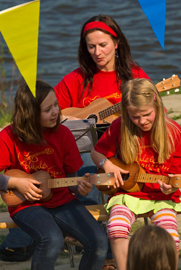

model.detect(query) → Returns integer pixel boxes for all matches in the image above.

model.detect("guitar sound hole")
[87,114,98,123]
[121,173,129,182]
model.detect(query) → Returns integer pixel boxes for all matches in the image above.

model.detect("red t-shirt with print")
[0,125,83,217]
[54,66,150,110]
[94,117,181,203]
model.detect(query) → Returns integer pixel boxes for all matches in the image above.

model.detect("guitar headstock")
[155,74,180,93]
[90,173,115,186]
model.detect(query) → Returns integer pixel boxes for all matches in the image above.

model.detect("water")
[0,0,181,97]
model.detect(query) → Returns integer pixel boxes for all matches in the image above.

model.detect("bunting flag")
[138,0,166,50]
[0,0,40,97]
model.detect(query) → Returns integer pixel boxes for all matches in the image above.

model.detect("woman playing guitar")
[91,78,181,270]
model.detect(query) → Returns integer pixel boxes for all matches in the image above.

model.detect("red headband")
[83,22,117,37]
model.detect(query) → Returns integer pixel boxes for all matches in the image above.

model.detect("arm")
[0,174,10,192]
[0,173,43,201]
[91,149,128,187]
[7,175,43,201]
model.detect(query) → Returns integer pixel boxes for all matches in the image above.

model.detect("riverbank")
[162,94,181,125]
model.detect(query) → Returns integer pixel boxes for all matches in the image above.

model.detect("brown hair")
[78,14,138,93]
[120,78,178,164]
[12,80,61,144]
[127,225,177,270]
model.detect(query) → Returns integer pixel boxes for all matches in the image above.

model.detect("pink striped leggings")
[107,205,180,251]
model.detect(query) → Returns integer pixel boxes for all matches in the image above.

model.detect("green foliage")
[0,196,8,212]
[0,234,6,245]
[159,87,181,97]
[0,36,22,128]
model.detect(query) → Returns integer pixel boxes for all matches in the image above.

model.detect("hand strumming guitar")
[8,177,43,201]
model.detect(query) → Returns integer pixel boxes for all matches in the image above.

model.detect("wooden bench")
[0,204,108,229]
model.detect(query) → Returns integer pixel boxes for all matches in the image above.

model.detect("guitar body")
[1,170,53,207]
[62,98,120,124]
[97,157,145,195]
[62,76,180,124]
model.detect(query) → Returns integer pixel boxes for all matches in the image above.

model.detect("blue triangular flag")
[138,0,166,50]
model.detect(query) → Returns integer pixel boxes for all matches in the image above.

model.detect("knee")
[107,223,130,239]
[39,231,64,252]
[84,230,108,256]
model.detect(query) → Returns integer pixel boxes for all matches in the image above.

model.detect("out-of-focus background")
[0,0,180,96]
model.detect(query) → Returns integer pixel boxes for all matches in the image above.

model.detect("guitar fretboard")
[136,173,169,184]
[99,102,121,120]
[48,177,86,188]
[48,173,116,189]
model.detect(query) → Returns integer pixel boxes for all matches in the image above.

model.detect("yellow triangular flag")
[0,0,40,97]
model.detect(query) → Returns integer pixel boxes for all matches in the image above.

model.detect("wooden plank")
[0,204,108,229]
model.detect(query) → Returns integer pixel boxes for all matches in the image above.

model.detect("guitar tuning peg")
[175,88,179,93]
[172,74,176,77]
[166,91,170,95]
[163,78,165,81]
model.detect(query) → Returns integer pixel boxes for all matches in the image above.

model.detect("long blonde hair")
[121,78,178,164]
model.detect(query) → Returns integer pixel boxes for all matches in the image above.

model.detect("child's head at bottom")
[127,225,177,270]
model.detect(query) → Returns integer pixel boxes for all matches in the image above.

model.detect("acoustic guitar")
[0,169,115,207]
[62,75,180,124]
[97,157,181,196]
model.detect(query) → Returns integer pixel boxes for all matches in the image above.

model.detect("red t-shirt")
[94,117,181,203]
[0,125,83,217]
[54,66,150,109]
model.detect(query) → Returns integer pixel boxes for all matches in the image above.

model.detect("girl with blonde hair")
[91,78,181,270]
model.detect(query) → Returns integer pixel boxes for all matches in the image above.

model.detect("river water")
[0,0,181,97]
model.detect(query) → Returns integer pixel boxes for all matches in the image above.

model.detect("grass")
[0,37,22,129]
[0,197,8,212]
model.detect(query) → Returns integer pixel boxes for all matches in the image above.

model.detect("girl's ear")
[115,42,118,49]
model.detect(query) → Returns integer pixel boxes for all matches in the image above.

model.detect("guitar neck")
[99,102,121,120]
[48,176,86,188]
[48,173,116,188]
[136,173,169,184]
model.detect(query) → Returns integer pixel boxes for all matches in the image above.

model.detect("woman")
[0,80,108,270]
[91,78,181,270]
[127,225,177,270]
[54,14,150,110]
[54,13,150,202]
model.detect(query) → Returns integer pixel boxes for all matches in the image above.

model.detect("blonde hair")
[121,78,178,164]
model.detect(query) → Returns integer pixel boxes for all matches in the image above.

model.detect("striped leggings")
[107,205,180,251]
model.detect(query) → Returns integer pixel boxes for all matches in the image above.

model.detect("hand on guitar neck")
[97,157,181,196]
